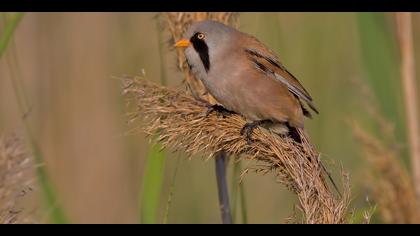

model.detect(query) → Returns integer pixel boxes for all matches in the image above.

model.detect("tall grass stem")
[396,12,420,200]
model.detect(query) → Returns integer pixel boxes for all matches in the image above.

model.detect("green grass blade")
[162,156,181,224]
[140,19,168,224]
[357,13,405,142]
[140,140,166,224]
[230,160,240,223]
[347,205,377,224]
[239,176,248,224]
[230,161,239,223]
[26,127,69,223]
[0,13,23,58]
[1,13,69,224]
[230,160,248,224]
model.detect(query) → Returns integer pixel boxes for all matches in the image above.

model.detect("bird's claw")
[205,104,234,118]
[240,120,271,145]
[205,105,214,117]
[240,123,255,145]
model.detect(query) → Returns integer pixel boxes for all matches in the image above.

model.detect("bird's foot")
[240,120,272,145]
[205,104,235,118]
[240,123,255,144]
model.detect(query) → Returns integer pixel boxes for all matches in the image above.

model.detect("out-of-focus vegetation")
[1,12,68,224]
[0,12,419,223]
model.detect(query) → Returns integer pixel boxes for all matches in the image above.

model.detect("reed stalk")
[395,12,420,201]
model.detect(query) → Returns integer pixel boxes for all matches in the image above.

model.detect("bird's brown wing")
[241,35,319,115]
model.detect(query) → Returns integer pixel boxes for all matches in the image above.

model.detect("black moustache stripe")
[190,33,210,72]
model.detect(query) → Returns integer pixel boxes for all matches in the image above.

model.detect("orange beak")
[174,38,190,48]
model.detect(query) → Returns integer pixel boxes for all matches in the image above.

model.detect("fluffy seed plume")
[352,123,420,223]
[122,76,350,224]
[0,133,35,224]
[351,77,420,223]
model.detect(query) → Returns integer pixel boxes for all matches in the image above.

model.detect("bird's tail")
[286,123,302,143]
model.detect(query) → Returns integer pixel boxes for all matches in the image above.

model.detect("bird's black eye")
[197,33,205,40]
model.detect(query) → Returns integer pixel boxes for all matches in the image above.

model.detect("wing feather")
[242,35,319,114]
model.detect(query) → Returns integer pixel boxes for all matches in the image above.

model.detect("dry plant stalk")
[351,77,420,223]
[352,123,420,223]
[0,134,35,224]
[123,76,350,224]
[396,12,420,201]
[161,12,238,104]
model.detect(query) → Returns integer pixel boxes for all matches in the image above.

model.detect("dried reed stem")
[215,151,233,224]
[351,76,420,223]
[122,77,350,224]
[352,122,420,223]
[396,12,420,200]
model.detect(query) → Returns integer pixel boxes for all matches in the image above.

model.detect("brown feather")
[208,42,305,128]
[240,34,319,115]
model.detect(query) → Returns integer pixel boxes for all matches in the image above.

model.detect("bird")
[175,20,318,144]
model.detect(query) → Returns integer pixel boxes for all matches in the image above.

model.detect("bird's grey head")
[176,20,237,74]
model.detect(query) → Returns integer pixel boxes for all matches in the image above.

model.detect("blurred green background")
[1,12,419,223]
